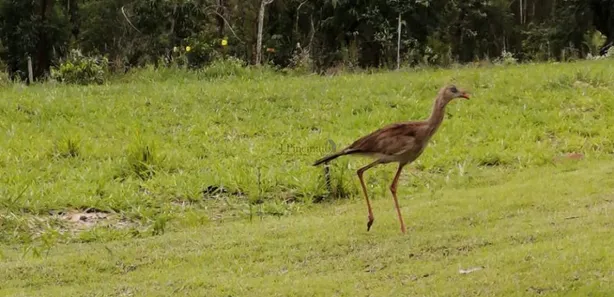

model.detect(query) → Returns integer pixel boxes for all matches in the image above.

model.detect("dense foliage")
[1,0,614,81]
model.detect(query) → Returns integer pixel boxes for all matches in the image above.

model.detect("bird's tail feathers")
[312,149,358,166]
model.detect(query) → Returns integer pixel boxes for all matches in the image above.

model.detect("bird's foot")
[399,222,407,234]
[367,216,374,231]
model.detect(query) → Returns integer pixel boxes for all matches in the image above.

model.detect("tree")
[0,0,70,82]
[2,0,614,78]
[256,0,275,65]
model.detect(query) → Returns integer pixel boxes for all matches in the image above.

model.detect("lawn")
[1,60,614,296]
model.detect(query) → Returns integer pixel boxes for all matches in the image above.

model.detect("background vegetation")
[2,0,614,82]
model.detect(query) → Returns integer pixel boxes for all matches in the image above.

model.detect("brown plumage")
[313,85,470,234]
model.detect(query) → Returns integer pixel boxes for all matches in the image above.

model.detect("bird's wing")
[345,122,424,156]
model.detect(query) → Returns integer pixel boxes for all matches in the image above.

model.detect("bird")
[313,85,470,234]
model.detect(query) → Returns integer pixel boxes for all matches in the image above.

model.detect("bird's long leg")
[390,163,407,234]
[357,160,381,231]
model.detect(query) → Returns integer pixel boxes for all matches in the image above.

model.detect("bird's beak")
[460,92,470,99]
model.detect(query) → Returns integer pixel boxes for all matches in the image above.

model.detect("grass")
[2,59,614,295]
[1,159,613,296]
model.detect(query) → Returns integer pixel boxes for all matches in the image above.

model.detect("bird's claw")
[367,217,374,231]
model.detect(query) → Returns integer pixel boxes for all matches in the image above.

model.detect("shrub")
[585,47,614,61]
[494,50,518,65]
[0,70,10,86]
[287,44,314,75]
[198,56,247,80]
[181,33,225,69]
[51,49,109,85]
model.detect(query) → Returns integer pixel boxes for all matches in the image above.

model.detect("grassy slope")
[1,160,613,296]
[2,60,614,216]
[2,60,614,295]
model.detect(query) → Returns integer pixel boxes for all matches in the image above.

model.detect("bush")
[287,44,314,75]
[585,47,614,61]
[494,50,518,65]
[0,70,10,86]
[51,49,109,85]
[181,33,225,69]
[197,56,247,80]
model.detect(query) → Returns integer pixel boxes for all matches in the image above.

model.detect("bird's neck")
[426,97,447,134]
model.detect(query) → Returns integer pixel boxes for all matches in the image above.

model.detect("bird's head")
[439,84,470,102]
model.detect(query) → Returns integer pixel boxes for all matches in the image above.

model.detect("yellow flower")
[186,46,191,52]
[221,39,228,46]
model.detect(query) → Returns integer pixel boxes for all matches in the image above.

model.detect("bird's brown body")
[313,85,470,234]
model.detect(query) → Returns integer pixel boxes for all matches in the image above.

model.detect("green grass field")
[2,60,614,296]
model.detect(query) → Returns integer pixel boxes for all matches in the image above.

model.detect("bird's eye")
[450,86,458,93]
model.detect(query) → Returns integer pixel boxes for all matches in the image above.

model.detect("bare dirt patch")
[49,208,135,232]
[62,210,110,230]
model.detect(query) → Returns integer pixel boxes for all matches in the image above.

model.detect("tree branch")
[121,6,142,34]
[295,0,309,34]
[205,10,245,43]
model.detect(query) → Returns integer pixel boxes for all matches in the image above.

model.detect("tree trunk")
[34,0,55,81]
[522,0,529,24]
[519,0,523,24]
[396,13,402,70]
[256,0,274,65]
[169,3,177,38]
[166,2,178,63]
[294,0,308,44]
[68,0,79,38]
[216,0,226,36]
